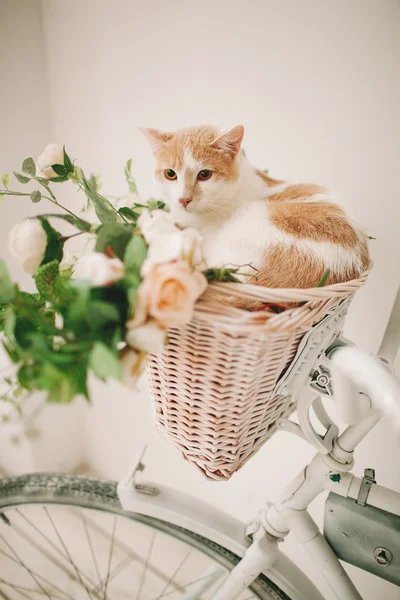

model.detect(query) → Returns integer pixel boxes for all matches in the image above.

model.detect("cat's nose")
[179,197,192,208]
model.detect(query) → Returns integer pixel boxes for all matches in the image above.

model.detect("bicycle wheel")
[0,473,290,600]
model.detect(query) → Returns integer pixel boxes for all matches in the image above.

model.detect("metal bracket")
[123,446,159,496]
[356,468,376,506]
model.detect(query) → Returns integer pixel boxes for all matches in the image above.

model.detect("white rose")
[180,228,204,266]
[138,209,178,244]
[8,219,47,275]
[36,143,64,179]
[74,253,125,287]
[125,321,166,355]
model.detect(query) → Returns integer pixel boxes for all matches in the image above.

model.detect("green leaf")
[22,158,36,176]
[3,307,16,336]
[34,260,62,301]
[90,342,121,381]
[38,364,75,403]
[64,282,91,330]
[0,260,15,304]
[118,207,140,222]
[38,218,64,265]
[95,223,134,259]
[124,235,147,274]
[13,172,30,184]
[30,190,41,203]
[48,176,67,183]
[263,168,269,174]
[1,173,9,188]
[124,158,137,194]
[81,174,117,224]
[0,194,5,202]
[317,269,331,288]
[51,164,67,178]
[39,213,92,233]
[87,300,120,331]
[63,147,73,174]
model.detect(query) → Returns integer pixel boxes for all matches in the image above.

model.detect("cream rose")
[132,260,208,328]
[126,320,166,354]
[74,253,125,287]
[36,143,64,179]
[8,219,47,275]
[119,347,140,389]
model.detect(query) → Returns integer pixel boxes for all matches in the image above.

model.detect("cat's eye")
[197,169,212,181]
[164,169,177,180]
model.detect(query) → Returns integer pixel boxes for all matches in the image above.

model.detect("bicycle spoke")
[80,513,102,589]
[15,509,98,591]
[102,516,117,600]
[5,513,91,589]
[154,550,192,600]
[0,531,52,600]
[0,587,14,600]
[77,513,183,594]
[0,547,74,600]
[136,530,156,600]
[0,578,66,599]
[43,508,93,600]
[0,583,33,600]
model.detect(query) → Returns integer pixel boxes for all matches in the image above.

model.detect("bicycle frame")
[118,286,400,600]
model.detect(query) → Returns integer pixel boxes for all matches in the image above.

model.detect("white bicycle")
[0,288,399,600]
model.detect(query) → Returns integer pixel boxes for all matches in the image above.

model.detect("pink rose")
[130,260,208,328]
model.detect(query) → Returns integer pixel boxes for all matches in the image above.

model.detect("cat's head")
[141,125,245,222]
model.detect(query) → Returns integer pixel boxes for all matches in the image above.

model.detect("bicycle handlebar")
[378,284,400,364]
[331,346,400,432]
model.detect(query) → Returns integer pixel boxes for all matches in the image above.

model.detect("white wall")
[2,0,400,597]
[0,0,84,474]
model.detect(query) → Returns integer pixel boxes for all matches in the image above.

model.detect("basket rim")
[205,270,369,304]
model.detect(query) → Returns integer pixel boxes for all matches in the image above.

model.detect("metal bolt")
[374,547,393,566]
[317,374,330,386]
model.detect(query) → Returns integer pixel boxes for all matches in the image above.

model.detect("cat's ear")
[210,125,244,156]
[140,128,172,154]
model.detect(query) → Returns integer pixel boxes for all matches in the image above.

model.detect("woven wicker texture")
[148,274,367,480]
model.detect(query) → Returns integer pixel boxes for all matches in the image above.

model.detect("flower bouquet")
[0,144,233,408]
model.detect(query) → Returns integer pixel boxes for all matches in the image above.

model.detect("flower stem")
[0,189,81,220]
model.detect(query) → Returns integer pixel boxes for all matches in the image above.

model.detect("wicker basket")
[148,275,367,480]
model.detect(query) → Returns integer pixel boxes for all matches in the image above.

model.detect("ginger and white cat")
[142,124,370,289]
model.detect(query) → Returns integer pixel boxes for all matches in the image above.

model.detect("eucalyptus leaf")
[124,158,137,194]
[81,174,117,224]
[22,158,36,176]
[90,342,121,381]
[30,190,41,203]
[124,235,148,274]
[1,173,9,188]
[39,213,92,233]
[13,172,30,184]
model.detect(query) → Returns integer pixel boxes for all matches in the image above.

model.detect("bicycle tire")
[0,472,291,600]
